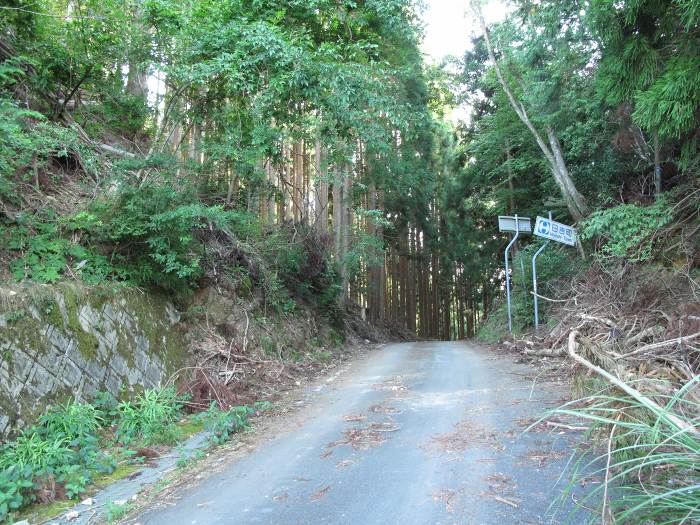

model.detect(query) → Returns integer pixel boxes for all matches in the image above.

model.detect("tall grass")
[551,376,700,524]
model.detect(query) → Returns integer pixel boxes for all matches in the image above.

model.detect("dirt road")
[135,341,593,524]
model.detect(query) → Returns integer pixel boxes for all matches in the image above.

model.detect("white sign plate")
[498,216,532,234]
[534,216,576,246]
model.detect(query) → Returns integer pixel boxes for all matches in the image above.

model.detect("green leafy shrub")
[262,225,341,319]
[0,466,34,522]
[0,432,73,471]
[92,391,120,424]
[0,399,116,521]
[0,386,194,521]
[6,212,118,284]
[196,403,254,446]
[88,180,233,290]
[581,199,673,261]
[38,400,103,442]
[7,217,71,283]
[104,500,135,523]
[0,97,98,197]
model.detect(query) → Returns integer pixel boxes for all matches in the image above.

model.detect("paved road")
[136,341,593,525]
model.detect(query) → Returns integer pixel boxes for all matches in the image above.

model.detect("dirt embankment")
[173,285,410,413]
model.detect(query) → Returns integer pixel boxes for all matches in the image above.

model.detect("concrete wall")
[0,285,188,435]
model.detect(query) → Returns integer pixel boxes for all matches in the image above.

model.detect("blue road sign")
[534,216,576,246]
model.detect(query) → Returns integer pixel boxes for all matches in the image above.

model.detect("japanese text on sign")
[534,216,576,246]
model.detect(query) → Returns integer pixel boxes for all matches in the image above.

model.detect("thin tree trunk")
[474,3,589,221]
[333,166,342,259]
[314,140,329,233]
[292,142,302,222]
[377,192,385,324]
[341,164,352,303]
[653,129,662,198]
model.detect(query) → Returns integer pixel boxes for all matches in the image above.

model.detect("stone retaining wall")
[0,285,188,435]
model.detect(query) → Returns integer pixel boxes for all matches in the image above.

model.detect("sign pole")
[504,214,520,333]
[532,211,552,329]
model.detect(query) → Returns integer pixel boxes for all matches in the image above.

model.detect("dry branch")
[620,331,700,359]
[567,331,699,437]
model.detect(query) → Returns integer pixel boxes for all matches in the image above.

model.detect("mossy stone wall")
[0,285,188,435]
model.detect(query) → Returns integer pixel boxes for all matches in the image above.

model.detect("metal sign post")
[499,215,532,333]
[532,213,577,328]
[504,219,518,333]
[532,212,552,328]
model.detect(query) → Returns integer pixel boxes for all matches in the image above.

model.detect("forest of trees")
[1,2,699,521]
[1,0,698,339]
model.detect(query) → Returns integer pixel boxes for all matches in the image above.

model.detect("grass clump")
[194,401,269,446]
[116,387,183,445]
[549,376,700,523]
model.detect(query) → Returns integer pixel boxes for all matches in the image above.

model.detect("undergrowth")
[2,172,343,321]
[0,388,254,523]
[477,243,582,340]
[549,377,700,524]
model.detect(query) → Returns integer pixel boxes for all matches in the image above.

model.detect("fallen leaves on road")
[431,489,458,513]
[310,485,331,501]
[341,427,388,450]
[372,377,407,392]
[520,448,566,467]
[515,414,584,433]
[326,418,399,451]
[491,495,520,508]
[369,404,402,415]
[486,472,512,492]
[368,421,400,432]
[336,459,353,469]
[480,472,522,509]
[428,420,501,454]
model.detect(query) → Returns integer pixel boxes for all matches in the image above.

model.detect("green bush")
[581,198,673,262]
[262,225,342,320]
[88,180,235,291]
[0,96,98,199]
[0,466,34,522]
[196,403,254,446]
[5,212,118,284]
[0,432,73,471]
[38,400,103,442]
[0,388,188,521]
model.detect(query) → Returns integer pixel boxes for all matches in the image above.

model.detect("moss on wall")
[0,284,189,436]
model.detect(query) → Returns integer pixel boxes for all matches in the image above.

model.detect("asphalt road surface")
[135,341,594,525]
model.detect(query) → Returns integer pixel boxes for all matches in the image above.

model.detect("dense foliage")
[449,0,699,334]
[0,0,440,322]
[1,0,698,334]
[1,0,699,521]
[0,388,253,522]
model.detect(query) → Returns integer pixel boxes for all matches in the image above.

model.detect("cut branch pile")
[504,264,700,398]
